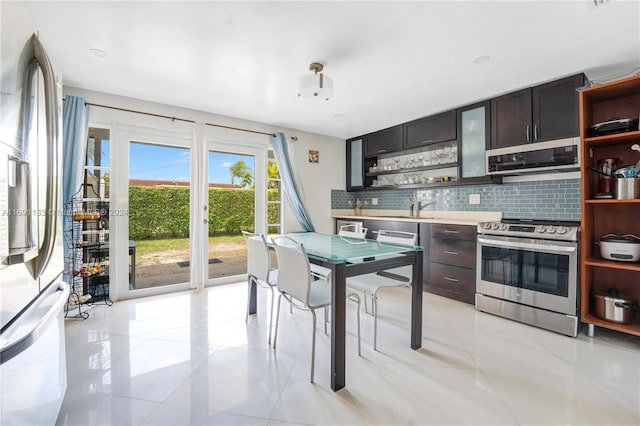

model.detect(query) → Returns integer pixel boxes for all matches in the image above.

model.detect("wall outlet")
[372,197,378,206]
[469,194,481,205]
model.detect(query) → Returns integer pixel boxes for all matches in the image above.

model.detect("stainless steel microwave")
[486,138,580,175]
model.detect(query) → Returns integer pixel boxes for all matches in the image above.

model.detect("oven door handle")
[477,236,577,254]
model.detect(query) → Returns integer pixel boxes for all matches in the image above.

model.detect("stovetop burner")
[477,218,580,242]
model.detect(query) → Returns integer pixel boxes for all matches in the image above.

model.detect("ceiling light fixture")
[298,62,333,101]
[594,0,610,5]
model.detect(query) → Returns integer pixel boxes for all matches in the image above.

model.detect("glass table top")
[271,232,423,264]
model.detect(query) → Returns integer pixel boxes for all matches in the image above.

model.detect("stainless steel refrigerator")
[1,3,69,424]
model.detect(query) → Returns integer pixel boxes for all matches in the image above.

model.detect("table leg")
[331,262,346,391]
[411,251,423,349]
[248,276,257,315]
[129,241,136,288]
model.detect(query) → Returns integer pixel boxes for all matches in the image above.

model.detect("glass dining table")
[248,232,424,391]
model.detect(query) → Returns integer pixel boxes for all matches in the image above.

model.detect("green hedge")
[129,186,279,240]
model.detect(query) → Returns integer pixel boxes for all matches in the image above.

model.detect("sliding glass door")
[111,126,268,299]
[128,141,192,290]
[206,143,266,283]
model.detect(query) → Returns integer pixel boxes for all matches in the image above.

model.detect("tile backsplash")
[332,178,581,221]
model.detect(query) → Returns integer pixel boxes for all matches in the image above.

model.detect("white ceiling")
[25,1,640,139]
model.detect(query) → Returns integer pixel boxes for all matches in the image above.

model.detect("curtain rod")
[78,100,277,137]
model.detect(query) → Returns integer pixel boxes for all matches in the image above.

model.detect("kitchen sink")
[376,215,434,219]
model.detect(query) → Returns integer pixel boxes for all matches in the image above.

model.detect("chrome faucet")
[411,200,435,217]
[417,200,435,210]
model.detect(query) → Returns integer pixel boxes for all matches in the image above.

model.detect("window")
[267,150,282,235]
[84,128,110,198]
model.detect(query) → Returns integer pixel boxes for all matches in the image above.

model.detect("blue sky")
[128,142,255,183]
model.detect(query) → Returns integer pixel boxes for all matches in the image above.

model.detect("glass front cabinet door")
[346,137,364,191]
[458,101,490,179]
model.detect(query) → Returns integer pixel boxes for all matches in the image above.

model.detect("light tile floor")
[57,282,640,425]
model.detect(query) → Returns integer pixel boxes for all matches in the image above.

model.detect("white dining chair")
[271,236,361,383]
[346,229,417,350]
[242,231,278,344]
[338,223,368,240]
[298,224,367,284]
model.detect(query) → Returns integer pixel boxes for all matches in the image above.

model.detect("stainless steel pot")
[594,288,637,324]
[615,177,640,200]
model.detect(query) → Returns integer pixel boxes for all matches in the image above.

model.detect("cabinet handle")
[444,250,459,255]
[444,230,459,234]
[526,125,530,142]
[443,276,459,283]
[534,124,538,141]
[377,149,388,153]
[419,139,433,145]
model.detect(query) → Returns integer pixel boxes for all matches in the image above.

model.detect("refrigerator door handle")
[29,36,62,279]
[0,280,69,365]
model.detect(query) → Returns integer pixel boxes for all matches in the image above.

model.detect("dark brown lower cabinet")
[424,223,477,304]
[361,219,418,240]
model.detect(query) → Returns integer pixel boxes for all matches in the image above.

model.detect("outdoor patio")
[133,255,247,289]
[132,242,249,290]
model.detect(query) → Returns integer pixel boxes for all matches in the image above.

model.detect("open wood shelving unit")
[579,75,640,337]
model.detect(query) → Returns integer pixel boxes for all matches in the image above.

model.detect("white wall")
[63,87,345,233]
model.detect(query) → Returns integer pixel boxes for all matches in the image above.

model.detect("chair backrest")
[271,236,312,305]
[375,230,417,283]
[242,231,271,282]
[376,230,417,247]
[338,224,368,239]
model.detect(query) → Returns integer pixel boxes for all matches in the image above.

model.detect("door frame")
[110,123,272,300]
[204,139,267,287]
[112,125,194,301]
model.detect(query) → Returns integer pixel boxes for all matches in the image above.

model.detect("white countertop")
[331,209,502,226]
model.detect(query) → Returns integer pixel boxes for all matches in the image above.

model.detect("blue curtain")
[269,132,315,232]
[62,96,89,281]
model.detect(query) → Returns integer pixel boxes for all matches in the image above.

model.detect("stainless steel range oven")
[476,219,580,337]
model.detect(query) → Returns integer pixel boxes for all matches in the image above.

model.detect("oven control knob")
[490,223,499,230]
[498,223,508,230]
[482,223,491,229]
[556,226,567,234]
[535,225,546,233]
[546,226,556,234]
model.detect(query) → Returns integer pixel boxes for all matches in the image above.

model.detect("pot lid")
[600,234,640,244]
[595,288,636,303]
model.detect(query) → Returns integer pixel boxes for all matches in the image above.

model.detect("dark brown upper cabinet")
[457,100,501,184]
[346,137,364,191]
[490,73,585,149]
[364,125,403,157]
[404,110,456,149]
[533,74,586,142]
[491,88,532,149]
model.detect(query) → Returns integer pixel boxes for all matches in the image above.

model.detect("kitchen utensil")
[631,144,640,152]
[587,118,640,137]
[594,288,637,324]
[598,234,640,262]
[614,166,637,178]
[595,157,619,198]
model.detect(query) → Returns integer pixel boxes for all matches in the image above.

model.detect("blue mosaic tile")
[333,178,581,220]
